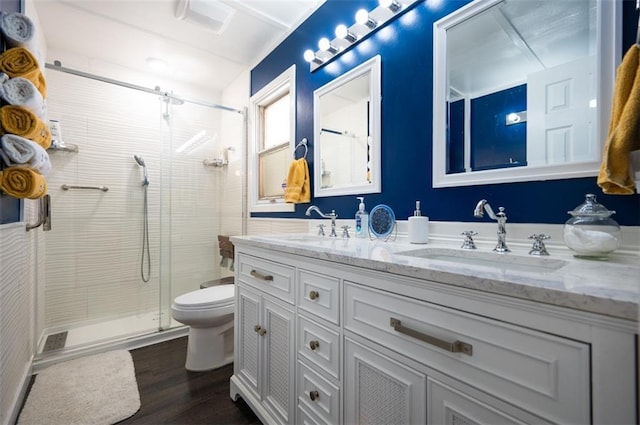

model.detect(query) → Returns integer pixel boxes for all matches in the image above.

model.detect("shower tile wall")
[44,70,229,332]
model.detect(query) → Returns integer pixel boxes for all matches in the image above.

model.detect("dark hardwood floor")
[118,336,261,425]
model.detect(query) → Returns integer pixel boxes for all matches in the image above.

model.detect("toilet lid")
[173,284,235,308]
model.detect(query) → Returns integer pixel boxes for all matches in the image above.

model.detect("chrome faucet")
[473,199,510,252]
[305,206,338,237]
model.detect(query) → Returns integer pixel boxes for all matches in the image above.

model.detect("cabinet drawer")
[237,253,294,304]
[344,282,590,425]
[297,361,340,425]
[298,315,340,380]
[297,269,339,325]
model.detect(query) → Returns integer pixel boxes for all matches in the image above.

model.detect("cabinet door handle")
[309,390,319,401]
[309,340,320,350]
[309,290,320,300]
[254,325,267,336]
[250,269,274,281]
[390,318,473,356]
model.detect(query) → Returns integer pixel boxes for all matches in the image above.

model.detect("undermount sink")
[395,247,568,273]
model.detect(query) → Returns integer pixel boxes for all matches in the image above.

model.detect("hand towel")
[597,44,640,195]
[0,12,43,66]
[0,73,47,120]
[0,105,51,149]
[284,158,310,203]
[1,133,51,175]
[0,166,47,199]
[0,47,46,97]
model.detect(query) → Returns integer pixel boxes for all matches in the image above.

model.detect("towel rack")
[636,0,640,45]
[294,138,308,159]
[61,184,109,192]
[26,194,51,232]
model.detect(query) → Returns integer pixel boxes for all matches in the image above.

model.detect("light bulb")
[335,24,357,42]
[303,49,315,63]
[355,9,377,29]
[318,37,331,51]
[379,0,401,11]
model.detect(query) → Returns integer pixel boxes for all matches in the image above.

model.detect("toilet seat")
[173,284,235,310]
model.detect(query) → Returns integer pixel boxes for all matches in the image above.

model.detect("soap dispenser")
[408,201,429,244]
[355,197,369,238]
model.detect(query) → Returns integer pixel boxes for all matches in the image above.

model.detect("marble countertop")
[232,233,639,321]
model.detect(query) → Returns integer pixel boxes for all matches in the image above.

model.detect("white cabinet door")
[235,285,295,424]
[263,297,296,424]
[236,285,262,399]
[345,338,426,425]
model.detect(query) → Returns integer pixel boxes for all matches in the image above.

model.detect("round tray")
[369,204,396,239]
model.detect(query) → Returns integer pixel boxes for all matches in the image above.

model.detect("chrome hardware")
[309,290,320,300]
[474,199,510,252]
[528,234,550,256]
[62,184,109,192]
[306,206,338,237]
[309,390,319,401]
[309,340,320,350]
[460,230,477,249]
[26,195,52,232]
[250,270,274,281]
[341,225,351,238]
[254,325,266,336]
[317,224,326,236]
[390,317,473,356]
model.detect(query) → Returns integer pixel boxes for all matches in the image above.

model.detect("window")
[249,65,296,212]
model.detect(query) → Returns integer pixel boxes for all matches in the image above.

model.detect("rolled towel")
[0,105,51,149]
[0,73,46,119]
[0,47,46,97]
[0,133,51,175]
[0,166,47,199]
[0,12,43,65]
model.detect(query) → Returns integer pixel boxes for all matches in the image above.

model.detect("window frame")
[249,65,296,213]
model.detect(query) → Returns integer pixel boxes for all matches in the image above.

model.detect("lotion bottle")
[408,201,429,244]
[355,197,368,238]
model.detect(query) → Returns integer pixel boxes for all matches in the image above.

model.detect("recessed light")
[146,57,168,72]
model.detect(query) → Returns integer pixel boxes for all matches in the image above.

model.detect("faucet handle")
[341,225,351,239]
[528,234,550,256]
[461,230,478,250]
[317,224,325,236]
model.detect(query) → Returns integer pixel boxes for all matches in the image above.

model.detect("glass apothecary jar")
[563,194,621,258]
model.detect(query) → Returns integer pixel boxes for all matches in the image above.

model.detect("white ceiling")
[32,0,324,93]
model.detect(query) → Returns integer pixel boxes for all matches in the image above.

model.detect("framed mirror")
[314,55,381,197]
[432,0,621,187]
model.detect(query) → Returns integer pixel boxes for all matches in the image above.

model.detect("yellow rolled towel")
[0,47,46,98]
[284,158,310,203]
[0,167,47,199]
[0,105,51,148]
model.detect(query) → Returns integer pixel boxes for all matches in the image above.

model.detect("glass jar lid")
[567,194,616,217]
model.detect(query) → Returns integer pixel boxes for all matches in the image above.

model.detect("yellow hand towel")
[0,105,51,149]
[0,166,47,199]
[597,44,640,195]
[0,47,46,98]
[284,158,310,203]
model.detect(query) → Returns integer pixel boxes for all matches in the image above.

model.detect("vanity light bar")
[303,0,421,71]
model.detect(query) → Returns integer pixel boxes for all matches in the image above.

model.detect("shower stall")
[34,64,245,363]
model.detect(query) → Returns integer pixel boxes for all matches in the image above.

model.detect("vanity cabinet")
[232,254,296,425]
[231,242,637,425]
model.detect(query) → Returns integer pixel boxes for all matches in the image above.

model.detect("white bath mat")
[18,350,141,425]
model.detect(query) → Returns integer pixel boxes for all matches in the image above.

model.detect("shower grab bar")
[26,194,52,232]
[61,184,109,192]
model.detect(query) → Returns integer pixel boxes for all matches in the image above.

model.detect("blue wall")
[251,0,640,226]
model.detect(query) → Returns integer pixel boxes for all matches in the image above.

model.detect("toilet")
[171,284,235,371]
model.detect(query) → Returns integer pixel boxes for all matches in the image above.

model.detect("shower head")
[134,155,149,186]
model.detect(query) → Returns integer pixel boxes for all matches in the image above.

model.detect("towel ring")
[294,138,308,159]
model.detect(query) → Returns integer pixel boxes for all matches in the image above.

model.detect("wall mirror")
[432,0,620,187]
[314,55,381,197]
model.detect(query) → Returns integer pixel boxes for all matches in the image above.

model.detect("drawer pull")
[309,340,320,350]
[254,325,267,336]
[309,390,319,401]
[309,290,320,300]
[390,318,473,356]
[250,269,274,281]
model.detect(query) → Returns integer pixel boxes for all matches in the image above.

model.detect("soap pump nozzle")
[413,201,422,217]
[357,196,365,212]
